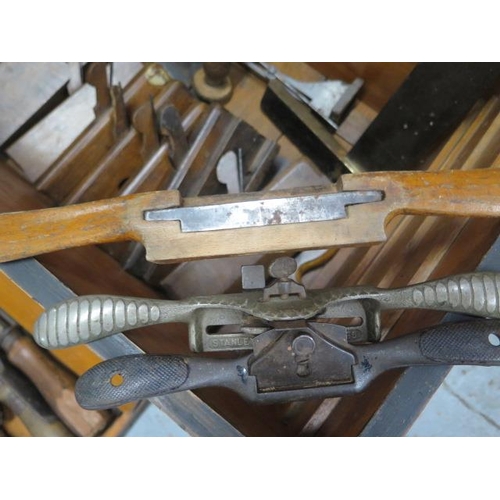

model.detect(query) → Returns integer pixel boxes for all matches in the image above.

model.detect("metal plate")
[144,190,383,232]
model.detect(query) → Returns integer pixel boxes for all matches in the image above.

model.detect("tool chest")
[1,62,500,436]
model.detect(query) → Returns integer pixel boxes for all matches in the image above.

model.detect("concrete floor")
[124,404,188,437]
[407,365,500,436]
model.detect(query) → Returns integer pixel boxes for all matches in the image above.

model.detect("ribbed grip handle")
[419,320,500,364]
[34,296,167,348]
[75,355,190,409]
[386,273,500,318]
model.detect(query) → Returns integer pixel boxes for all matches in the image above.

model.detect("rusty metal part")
[193,63,233,103]
[263,257,306,300]
[110,84,128,140]
[269,256,297,279]
[33,252,500,409]
[159,105,188,167]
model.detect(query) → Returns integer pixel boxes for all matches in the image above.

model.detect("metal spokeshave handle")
[34,272,500,349]
[75,319,500,409]
[75,355,247,410]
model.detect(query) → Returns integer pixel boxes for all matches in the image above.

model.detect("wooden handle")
[0,359,73,436]
[122,168,500,264]
[7,333,111,436]
[0,169,499,265]
[0,191,180,263]
[340,169,500,219]
[2,407,31,437]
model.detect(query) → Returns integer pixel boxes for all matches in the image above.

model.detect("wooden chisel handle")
[1,326,112,436]
[0,357,72,436]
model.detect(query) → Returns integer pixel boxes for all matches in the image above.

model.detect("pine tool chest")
[1,62,500,437]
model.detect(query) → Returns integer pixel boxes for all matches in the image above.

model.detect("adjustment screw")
[269,257,297,280]
[193,62,233,103]
[292,335,316,356]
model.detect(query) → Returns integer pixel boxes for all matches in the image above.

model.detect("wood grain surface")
[63,82,195,204]
[2,168,500,265]
[36,64,172,203]
[3,62,498,437]
[290,94,500,436]
[5,332,111,436]
[0,161,286,436]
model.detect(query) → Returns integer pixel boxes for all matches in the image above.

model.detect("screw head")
[292,335,316,356]
[269,257,297,279]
